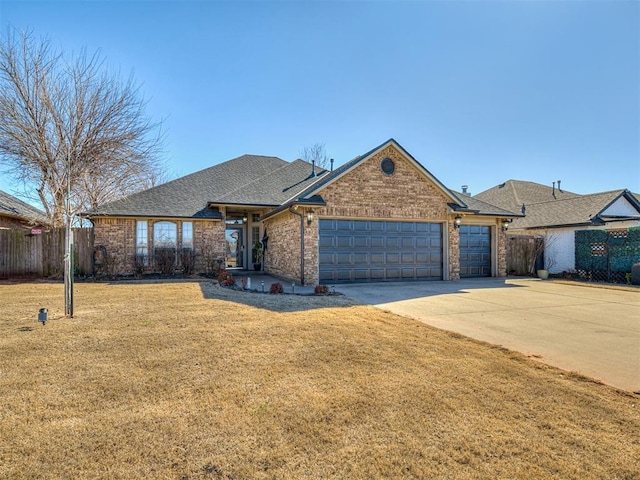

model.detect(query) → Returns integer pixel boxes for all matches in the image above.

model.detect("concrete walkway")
[336,278,640,393]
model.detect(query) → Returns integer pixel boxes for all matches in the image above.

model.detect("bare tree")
[0,29,164,227]
[299,142,330,170]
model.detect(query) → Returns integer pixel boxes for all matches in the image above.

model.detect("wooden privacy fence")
[0,228,93,278]
[506,234,543,276]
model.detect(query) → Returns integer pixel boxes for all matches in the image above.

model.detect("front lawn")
[0,281,638,479]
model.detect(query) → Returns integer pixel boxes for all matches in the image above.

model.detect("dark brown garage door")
[459,225,491,277]
[319,219,442,283]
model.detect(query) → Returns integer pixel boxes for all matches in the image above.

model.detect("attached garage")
[319,219,443,283]
[459,225,491,277]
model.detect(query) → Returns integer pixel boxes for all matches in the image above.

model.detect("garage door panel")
[386,237,400,248]
[354,236,368,248]
[401,237,415,248]
[319,236,335,248]
[336,220,351,230]
[319,220,443,283]
[354,269,369,280]
[319,252,335,264]
[401,253,415,263]
[337,236,353,248]
[371,236,385,248]
[370,269,385,279]
[353,252,368,263]
[386,268,401,279]
[386,253,400,263]
[319,219,335,230]
[370,253,385,264]
[336,269,352,281]
[353,221,369,231]
[336,253,352,265]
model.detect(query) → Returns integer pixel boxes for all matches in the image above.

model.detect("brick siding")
[93,217,224,275]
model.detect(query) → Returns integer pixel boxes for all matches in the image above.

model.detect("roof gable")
[600,194,640,218]
[293,138,465,207]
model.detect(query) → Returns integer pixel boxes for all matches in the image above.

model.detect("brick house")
[87,139,518,284]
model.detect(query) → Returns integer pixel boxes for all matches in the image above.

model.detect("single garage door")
[459,225,491,277]
[319,219,442,283]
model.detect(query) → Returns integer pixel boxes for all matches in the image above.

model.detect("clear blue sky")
[1,0,638,203]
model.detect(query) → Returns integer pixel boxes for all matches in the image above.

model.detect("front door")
[225,226,244,268]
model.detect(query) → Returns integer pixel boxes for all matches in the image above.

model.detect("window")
[182,222,193,249]
[154,221,177,269]
[154,221,177,248]
[136,221,148,266]
[381,157,395,176]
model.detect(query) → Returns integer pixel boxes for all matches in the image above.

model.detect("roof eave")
[260,196,327,222]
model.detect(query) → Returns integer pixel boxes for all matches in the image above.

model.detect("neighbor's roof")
[87,154,326,218]
[475,180,580,214]
[0,190,47,224]
[502,189,640,229]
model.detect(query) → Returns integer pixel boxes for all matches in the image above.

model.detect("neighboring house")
[0,190,47,230]
[475,180,640,274]
[86,139,518,284]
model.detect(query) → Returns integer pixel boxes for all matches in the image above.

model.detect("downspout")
[288,206,305,285]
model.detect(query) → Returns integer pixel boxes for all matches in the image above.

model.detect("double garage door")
[319,219,442,283]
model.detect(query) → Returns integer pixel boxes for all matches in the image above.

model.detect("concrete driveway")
[336,278,640,393]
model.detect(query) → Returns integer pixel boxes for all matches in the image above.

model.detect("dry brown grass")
[1,280,638,479]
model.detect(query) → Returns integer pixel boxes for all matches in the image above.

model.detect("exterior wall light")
[306,209,314,226]
[453,215,463,229]
[242,212,248,223]
[502,219,511,231]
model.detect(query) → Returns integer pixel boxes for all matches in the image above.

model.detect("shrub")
[180,248,196,275]
[216,269,235,286]
[314,285,329,295]
[133,254,147,278]
[202,247,222,277]
[155,248,176,275]
[269,282,283,294]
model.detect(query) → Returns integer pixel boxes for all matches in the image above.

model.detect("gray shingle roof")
[475,181,640,229]
[449,192,522,217]
[0,190,47,224]
[475,180,580,214]
[88,154,324,218]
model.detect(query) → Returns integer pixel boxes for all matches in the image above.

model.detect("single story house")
[0,190,48,230]
[86,139,519,284]
[475,180,640,274]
